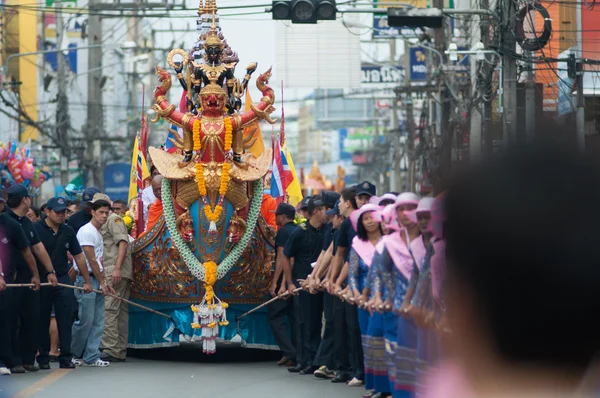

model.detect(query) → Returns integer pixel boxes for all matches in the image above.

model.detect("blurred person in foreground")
[436,143,600,397]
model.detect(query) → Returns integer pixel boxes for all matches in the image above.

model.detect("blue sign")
[409,47,427,81]
[45,43,78,73]
[103,162,130,201]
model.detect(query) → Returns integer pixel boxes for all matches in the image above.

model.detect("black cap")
[82,187,101,202]
[356,181,376,197]
[307,196,325,214]
[326,199,340,216]
[321,190,341,209]
[46,197,68,212]
[298,196,312,210]
[275,203,296,219]
[7,184,29,201]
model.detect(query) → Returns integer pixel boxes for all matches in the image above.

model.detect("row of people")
[0,186,134,375]
[266,183,447,398]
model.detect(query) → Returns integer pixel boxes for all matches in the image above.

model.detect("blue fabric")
[127,299,279,349]
[365,312,390,394]
[71,276,105,364]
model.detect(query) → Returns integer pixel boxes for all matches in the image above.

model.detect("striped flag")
[270,136,285,198]
[136,131,145,234]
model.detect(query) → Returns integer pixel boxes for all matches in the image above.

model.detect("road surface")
[0,347,364,398]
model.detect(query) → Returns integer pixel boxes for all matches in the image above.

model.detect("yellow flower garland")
[202,261,218,304]
[197,117,233,223]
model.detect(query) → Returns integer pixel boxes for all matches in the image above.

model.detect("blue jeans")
[71,276,105,364]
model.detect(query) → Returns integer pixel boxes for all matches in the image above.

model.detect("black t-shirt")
[322,222,333,251]
[6,209,41,281]
[336,217,357,262]
[0,213,31,282]
[275,221,298,249]
[283,221,324,280]
[67,209,92,234]
[332,229,340,256]
[34,220,83,278]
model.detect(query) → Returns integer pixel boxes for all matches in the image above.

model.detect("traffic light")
[272,0,337,24]
[387,7,443,28]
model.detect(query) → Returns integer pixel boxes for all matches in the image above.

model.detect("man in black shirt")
[283,196,327,375]
[0,210,37,375]
[67,187,100,234]
[3,184,58,373]
[35,197,93,370]
[267,203,298,367]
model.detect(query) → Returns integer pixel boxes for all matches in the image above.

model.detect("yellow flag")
[128,136,150,203]
[244,89,265,158]
[283,143,303,206]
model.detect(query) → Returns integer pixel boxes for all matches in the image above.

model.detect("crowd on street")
[2,144,600,398]
[0,166,162,375]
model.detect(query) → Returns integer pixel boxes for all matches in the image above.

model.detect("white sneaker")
[0,367,10,375]
[71,358,83,366]
[347,377,364,387]
[83,359,109,367]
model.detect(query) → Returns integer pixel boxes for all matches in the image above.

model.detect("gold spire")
[197,0,205,17]
[203,2,223,49]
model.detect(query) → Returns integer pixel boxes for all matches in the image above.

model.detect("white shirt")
[76,222,104,274]
[141,185,156,227]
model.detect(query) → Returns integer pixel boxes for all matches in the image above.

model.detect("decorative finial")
[197,0,204,16]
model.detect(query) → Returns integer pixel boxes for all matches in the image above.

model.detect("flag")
[283,143,303,206]
[270,136,285,198]
[244,89,265,158]
[128,135,150,204]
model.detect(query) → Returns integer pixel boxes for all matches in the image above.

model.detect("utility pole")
[433,0,450,192]
[576,60,585,152]
[55,0,70,186]
[481,0,493,156]
[469,1,483,162]
[576,0,585,153]
[85,0,104,189]
[503,0,518,148]
[404,40,415,192]
[390,38,402,192]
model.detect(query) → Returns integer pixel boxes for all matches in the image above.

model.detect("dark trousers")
[293,286,323,367]
[267,293,296,359]
[0,286,40,367]
[345,302,365,380]
[38,275,76,365]
[313,292,335,368]
[333,296,350,372]
[333,297,365,379]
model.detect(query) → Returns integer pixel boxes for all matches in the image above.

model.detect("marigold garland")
[192,119,201,152]
[197,116,234,223]
[202,260,218,304]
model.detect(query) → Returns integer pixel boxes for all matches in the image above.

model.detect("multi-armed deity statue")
[130,0,278,353]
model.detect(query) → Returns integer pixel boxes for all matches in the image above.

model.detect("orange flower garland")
[202,261,218,304]
[200,117,233,223]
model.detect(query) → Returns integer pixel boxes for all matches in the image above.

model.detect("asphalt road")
[0,347,364,398]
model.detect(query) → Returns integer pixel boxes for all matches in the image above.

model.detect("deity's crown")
[204,7,223,49]
[204,30,223,49]
[200,83,227,97]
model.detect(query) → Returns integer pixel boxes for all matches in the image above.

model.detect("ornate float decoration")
[131,0,277,353]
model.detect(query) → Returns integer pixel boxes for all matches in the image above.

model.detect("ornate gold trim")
[167,49,189,70]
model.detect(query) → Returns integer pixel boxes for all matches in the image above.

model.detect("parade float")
[128,0,278,352]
